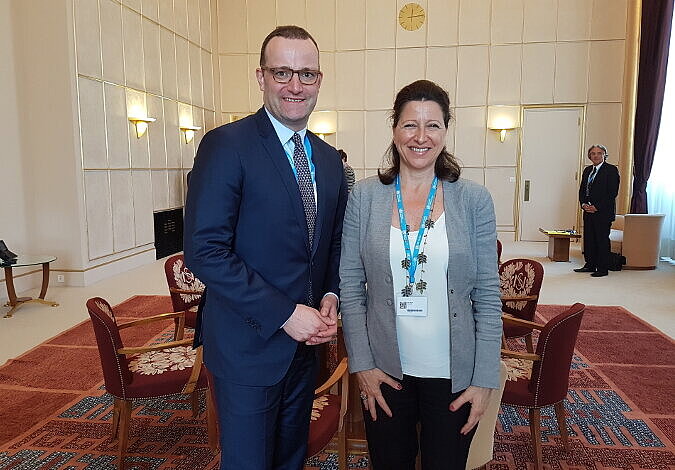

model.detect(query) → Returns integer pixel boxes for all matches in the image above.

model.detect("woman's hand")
[449,385,492,434]
[355,368,402,421]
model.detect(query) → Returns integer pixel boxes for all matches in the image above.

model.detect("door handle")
[524,180,530,202]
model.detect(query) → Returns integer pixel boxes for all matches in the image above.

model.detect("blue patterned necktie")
[291,133,316,305]
[586,167,597,197]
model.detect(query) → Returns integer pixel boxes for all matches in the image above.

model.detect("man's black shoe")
[574,266,595,273]
[591,271,608,277]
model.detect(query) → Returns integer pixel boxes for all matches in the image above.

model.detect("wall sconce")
[180,125,202,144]
[489,126,515,143]
[128,116,156,138]
[308,111,337,140]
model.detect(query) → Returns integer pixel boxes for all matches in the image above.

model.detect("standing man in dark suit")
[183,25,347,470]
[575,144,620,277]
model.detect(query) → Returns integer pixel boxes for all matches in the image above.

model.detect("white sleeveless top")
[389,212,451,378]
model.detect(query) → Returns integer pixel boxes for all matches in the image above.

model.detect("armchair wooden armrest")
[501,294,538,302]
[500,348,540,361]
[315,357,348,396]
[117,311,186,329]
[117,338,194,355]
[169,287,204,296]
[502,315,544,330]
[314,358,349,432]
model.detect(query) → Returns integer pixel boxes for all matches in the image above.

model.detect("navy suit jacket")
[184,108,348,386]
[578,162,620,222]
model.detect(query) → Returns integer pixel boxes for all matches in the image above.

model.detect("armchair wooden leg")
[190,391,200,418]
[554,401,570,451]
[117,400,132,470]
[337,429,347,470]
[530,408,543,470]
[112,399,121,439]
[525,334,535,353]
[206,389,219,452]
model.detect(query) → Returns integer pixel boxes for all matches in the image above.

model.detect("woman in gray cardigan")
[339,80,502,470]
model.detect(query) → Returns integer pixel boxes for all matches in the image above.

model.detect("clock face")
[398,3,425,31]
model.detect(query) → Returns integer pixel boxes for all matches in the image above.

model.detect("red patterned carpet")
[0,297,673,469]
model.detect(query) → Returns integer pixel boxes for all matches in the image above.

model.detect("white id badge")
[396,296,428,317]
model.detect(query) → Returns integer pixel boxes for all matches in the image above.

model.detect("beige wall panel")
[147,94,167,168]
[164,98,182,167]
[248,54,262,111]
[395,48,427,94]
[591,0,627,40]
[521,43,555,104]
[365,111,390,169]
[337,0,366,51]
[79,78,108,169]
[176,36,192,103]
[75,0,102,78]
[189,43,204,107]
[247,0,275,53]
[367,0,396,49]
[276,0,306,27]
[132,170,154,245]
[454,106,486,167]
[366,50,396,110]
[336,51,365,110]
[218,0,247,53]
[445,121,456,154]
[426,47,457,104]
[122,8,144,90]
[122,0,141,12]
[143,18,162,95]
[456,46,488,106]
[205,110,216,132]
[159,0,175,31]
[458,0,490,45]
[485,167,516,226]
[168,169,184,208]
[126,89,150,168]
[522,0,556,43]
[85,171,114,259]
[151,169,170,211]
[104,83,131,169]
[588,40,625,103]
[585,103,622,164]
[110,170,135,251]
[174,0,189,38]
[486,105,519,164]
[354,168,367,181]
[557,0,591,41]
[142,0,159,22]
[396,0,427,48]
[202,50,215,110]
[488,45,522,105]
[200,0,212,51]
[427,0,459,46]
[337,111,365,169]
[461,167,484,185]
[100,0,125,84]
[316,52,335,110]
[491,0,523,44]
[160,29,178,99]
[308,0,336,51]
[554,42,589,103]
[187,0,201,44]
[364,168,379,178]
[191,107,206,151]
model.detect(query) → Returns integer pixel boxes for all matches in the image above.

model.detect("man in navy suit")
[184,25,347,469]
[575,144,620,277]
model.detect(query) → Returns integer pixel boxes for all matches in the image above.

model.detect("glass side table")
[0,255,59,318]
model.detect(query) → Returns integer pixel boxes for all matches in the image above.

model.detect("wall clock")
[398,3,425,31]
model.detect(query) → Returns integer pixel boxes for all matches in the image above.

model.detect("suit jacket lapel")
[254,109,311,251]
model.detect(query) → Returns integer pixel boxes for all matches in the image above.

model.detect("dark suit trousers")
[583,212,612,271]
[212,343,318,470]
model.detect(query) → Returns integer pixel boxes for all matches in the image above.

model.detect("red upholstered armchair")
[163,254,205,339]
[499,258,544,352]
[86,297,215,469]
[500,303,586,470]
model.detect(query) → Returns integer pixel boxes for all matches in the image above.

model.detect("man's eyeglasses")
[261,67,322,85]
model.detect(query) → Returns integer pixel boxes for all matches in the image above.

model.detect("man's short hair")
[588,144,608,159]
[260,25,319,67]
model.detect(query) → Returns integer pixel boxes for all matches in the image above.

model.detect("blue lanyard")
[395,175,438,285]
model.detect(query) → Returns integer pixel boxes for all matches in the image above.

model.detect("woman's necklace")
[395,175,438,297]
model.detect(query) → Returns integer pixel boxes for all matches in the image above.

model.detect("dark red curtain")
[631,0,674,213]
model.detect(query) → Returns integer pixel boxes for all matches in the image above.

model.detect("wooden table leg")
[39,262,50,299]
[3,263,58,318]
